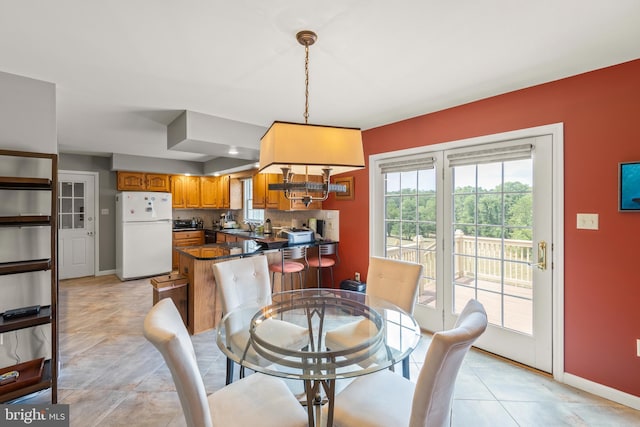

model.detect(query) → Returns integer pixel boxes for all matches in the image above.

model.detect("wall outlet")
[355,272,360,282]
[637,339,640,357]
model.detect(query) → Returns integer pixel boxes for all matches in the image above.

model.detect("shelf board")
[0,215,52,226]
[0,259,51,276]
[0,306,52,333]
[0,359,52,403]
[0,176,52,190]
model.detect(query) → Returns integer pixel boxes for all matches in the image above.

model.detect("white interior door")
[58,172,96,279]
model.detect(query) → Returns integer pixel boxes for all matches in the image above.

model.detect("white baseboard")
[96,269,116,276]
[563,372,640,410]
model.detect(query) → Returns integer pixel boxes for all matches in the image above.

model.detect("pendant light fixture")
[258,30,365,207]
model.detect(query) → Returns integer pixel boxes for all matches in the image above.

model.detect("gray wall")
[0,70,56,153]
[59,154,117,272]
[112,153,203,175]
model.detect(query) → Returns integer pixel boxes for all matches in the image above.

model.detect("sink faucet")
[245,221,256,232]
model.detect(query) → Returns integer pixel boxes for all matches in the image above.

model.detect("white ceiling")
[1,1,639,169]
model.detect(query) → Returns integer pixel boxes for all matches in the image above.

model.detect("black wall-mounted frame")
[619,161,640,211]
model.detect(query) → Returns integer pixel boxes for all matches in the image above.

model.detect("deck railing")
[386,230,533,287]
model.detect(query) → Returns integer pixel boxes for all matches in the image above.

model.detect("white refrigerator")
[116,191,172,280]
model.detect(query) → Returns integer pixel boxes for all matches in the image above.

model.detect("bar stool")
[307,242,339,288]
[269,246,308,292]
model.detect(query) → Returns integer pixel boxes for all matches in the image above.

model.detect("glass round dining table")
[216,288,421,427]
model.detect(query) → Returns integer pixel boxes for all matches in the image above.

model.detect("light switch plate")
[577,213,598,230]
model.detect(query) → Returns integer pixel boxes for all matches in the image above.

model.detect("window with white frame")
[243,178,264,222]
[380,155,437,307]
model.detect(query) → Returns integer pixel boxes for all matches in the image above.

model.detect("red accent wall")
[323,58,640,397]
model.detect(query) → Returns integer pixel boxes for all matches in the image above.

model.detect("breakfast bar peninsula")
[175,236,336,334]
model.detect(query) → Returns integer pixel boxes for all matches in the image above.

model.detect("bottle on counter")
[264,219,273,234]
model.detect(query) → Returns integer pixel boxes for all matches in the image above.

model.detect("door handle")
[87,231,94,236]
[529,241,547,270]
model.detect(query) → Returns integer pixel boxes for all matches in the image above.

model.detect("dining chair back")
[213,255,309,384]
[367,256,422,378]
[143,298,308,427]
[331,299,488,427]
[214,255,272,314]
[143,298,210,427]
[324,256,422,379]
[366,256,423,315]
[409,299,487,426]
[213,255,272,384]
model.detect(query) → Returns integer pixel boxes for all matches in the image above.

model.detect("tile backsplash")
[172,208,339,240]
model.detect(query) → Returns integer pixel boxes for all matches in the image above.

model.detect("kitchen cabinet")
[0,149,58,403]
[217,175,230,209]
[217,175,242,210]
[184,176,201,208]
[172,230,204,269]
[200,176,218,208]
[117,171,170,192]
[171,175,239,209]
[171,175,201,209]
[216,230,254,243]
[253,173,282,209]
[265,175,282,209]
[171,175,186,208]
[252,173,267,208]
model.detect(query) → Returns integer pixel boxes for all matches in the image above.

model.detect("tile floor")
[24,275,640,426]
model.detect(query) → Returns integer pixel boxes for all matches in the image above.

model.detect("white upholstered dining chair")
[324,256,423,378]
[212,255,309,384]
[143,298,308,427]
[330,299,488,427]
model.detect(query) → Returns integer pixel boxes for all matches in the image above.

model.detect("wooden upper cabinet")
[218,175,230,209]
[253,173,288,210]
[252,173,267,209]
[171,175,200,208]
[200,176,218,208]
[117,171,145,190]
[117,171,170,192]
[146,173,171,192]
[185,176,201,208]
[266,174,282,209]
[171,175,187,208]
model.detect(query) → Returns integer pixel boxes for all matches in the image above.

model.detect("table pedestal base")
[304,379,336,427]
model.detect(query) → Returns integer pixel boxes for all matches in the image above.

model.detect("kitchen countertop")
[175,239,336,261]
[172,227,246,233]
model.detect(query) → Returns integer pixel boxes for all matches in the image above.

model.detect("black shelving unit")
[0,149,58,403]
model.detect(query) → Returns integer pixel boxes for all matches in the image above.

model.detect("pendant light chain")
[303,43,310,124]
